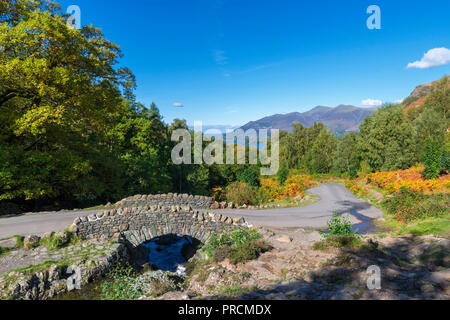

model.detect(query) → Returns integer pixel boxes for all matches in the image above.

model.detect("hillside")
[240,105,378,134]
[403,75,450,113]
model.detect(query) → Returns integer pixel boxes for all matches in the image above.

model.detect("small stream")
[321,209,387,235]
[52,235,195,300]
[349,209,387,234]
[142,235,194,276]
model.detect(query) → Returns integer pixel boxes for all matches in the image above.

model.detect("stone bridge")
[114,193,215,209]
[69,194,247,262]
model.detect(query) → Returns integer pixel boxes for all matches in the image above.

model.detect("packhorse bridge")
[70,193,248,258]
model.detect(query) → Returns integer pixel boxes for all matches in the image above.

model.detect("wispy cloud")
[226,106,239,113]
[407,47,450,69]
[172,102,184,108]
[361,99,383,106]
[212,49,228,66]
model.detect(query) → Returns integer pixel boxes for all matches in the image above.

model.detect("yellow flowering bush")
[367,167,449,193]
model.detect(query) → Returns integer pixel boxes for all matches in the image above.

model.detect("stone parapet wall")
[71,205,247,245]
[114,193,214,209]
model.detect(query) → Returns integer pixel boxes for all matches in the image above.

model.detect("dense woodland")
[0,1,449,212]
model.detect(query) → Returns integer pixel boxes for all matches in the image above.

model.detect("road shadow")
[208,236,449,300]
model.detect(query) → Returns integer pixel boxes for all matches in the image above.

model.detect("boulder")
[0,237,19,249]
[210,201,220,210]
[42,232,53,239]
[219,202,227,209]
[24,235,40,250]
[68,224,78,233]
[276,236,293,243]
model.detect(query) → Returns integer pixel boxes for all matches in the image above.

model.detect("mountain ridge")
[240,104,378,134]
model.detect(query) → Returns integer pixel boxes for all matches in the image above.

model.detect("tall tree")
[359,105,417,171]
[306,128,337,173]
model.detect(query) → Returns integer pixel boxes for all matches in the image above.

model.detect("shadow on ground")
[208,235,450,300]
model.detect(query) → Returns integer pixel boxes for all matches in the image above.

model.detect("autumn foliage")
[261,174,316,200]
[367,167,449,193]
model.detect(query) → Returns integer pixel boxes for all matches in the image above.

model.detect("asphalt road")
[0,184,384,239]
[212,183,384,230]
[0,209,101,239]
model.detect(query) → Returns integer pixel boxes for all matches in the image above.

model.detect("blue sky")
[59,0,450,126]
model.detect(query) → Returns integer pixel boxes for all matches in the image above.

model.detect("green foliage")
[321,213,356,238]
[333,133,360,177]
[382,188,449,222]
[313,235,361,251]
[359,105,417,171]
[99,263,141,300]
[39,231,79,250]
[422,139,443,179]
[203,229,263,259]
[306,128,337,173]
[0,2,175,208]
[237,167,260,187]
[277,162,289,185]
[225,181,259,205]
[280,122,325,171]
[227,240,272,264]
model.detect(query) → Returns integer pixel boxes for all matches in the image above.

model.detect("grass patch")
[313,235,363,251]
[216,284,256,296]
[203,229,272,265]
[98,263,141,300]
[0,235,24,257]
[377,213,450,238]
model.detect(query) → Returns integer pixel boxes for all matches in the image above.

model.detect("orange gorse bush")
[260,178,281,200]
[345,179,368,196]
[261,174,315,200]
[367,167,449,193]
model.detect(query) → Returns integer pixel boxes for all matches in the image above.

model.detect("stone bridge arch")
[70,197,247,264]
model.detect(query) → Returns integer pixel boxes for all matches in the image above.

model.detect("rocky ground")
[0,237,126,300]
[149,228,449,300]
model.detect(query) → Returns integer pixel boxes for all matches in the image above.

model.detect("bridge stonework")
[114,193,215,209]
[70,199,247,248]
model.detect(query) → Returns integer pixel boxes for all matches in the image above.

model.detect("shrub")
[202,229,265,261]
[211,187,225,202]
[367,167,448,193]
[277,162,289,185]
[321,213,356,238]
[237,167,260,187]
[228,240,272,264]
[225,182,259,205]
[423,139,443,180]
[99,263,141,300]
[382,188,449,222]
[260,178,281,200]
[345,179,367,196]
[313,235,361,251]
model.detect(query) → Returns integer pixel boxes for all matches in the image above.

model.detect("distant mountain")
[240,105,378,134]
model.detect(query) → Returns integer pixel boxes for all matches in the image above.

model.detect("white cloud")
[226,106,239,113]
[172,102,184,108]
[395,99,404,104]
[407,47,450,69]
[212,50,228,65]
[361,99,383,106]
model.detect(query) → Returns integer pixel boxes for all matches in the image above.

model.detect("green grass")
[0,235,24,257]
[313,235,364,251]
[376,212,450,238]
[216,284,256,296]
